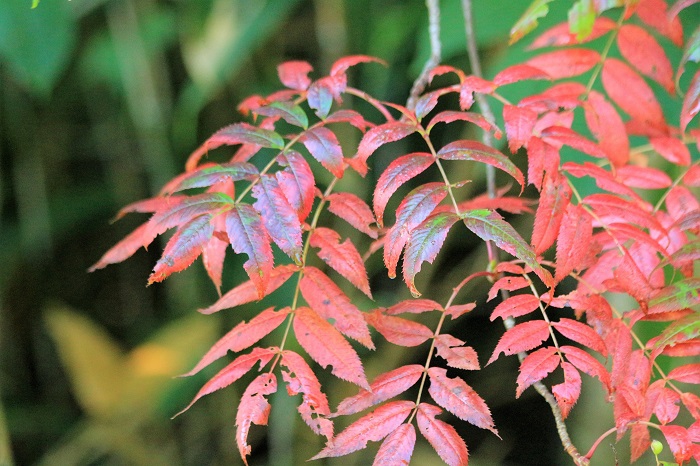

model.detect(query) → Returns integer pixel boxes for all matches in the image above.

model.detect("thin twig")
[461,1,588,465]
[407,0,441,111]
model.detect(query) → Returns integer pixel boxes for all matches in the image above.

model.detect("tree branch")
[407,0,441,111]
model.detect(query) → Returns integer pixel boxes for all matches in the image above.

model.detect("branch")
[407,0,441,111]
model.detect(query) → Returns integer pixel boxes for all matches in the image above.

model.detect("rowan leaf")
[353,121,418,176]
[148,214,214,284]
[236,373,277,466]
[552,318,607,355]
[300,266,373,348]
[584,193,661,230]
[438,140,524,189]
[503,104,538,153]
[202,232,228,294]
[280,350,333,439]
[510,0,557,45]
[648,278,700,314]
[326,192,378,238]
[493,64,551,86]
[427,111,503,137]
[681,69,700,133]
[655,387,681,424]
[252,175,303,263]
[552,362,581,419]
[385,299,443,315]
[299,126,345,178]
[332,365,424,417]
[199,264,298,315]
[491,294,541,321]
[445,302,477,320]
[526,136,560,191]
[488,320,551,365]
[462,209,553,286]
[277,60,313,90]
[526,49,600,79]
[384,183,448,279]
[189,123,285,167]
[427,367,497,434]
[175,347,276,416]
[531,172,572,255]
[403,212,460,297]
[635,0,684,47]
[373,423,416,466]
[617,24,674,93]
[554,203,592,283]
[293,306,369,389]
[434,334,480,370]
[165,163,259,194]
[416,403,469,466]
[540,126,607,159]
[311,400,414,459]
[254,101,308,128]
[373,152,434,227]
[307,77,336,119]
[487,276,530,301]
[560,345,611,394]
[330,54,386,77]
[309,228,371,298]
[584,91,629,167]
[668,363,700,384]
[89,222,151,271]
[630,423,651,463]
[516,346,560,397]
[615,165,672,189]
[660,425,695,464]
[275,150,315,222]
[650,136,692,166]
[184,308,289,377]
[602,59,666,133]
[365,309,433,347]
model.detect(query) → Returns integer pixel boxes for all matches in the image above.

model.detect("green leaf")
[255,101,309,129]
[648,278,700,314]
[461,209,553,286]
[510,0,557,45]
[568,0,595,41]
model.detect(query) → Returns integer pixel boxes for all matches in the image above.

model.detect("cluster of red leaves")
[92,0,700,464]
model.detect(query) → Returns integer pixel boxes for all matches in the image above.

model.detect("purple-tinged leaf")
[299,127,345,178]
[252,175,303,263]
[438,140,524,189]
[225,204,273,297]
[277,60,313,90]
[189,123,285,169]
[275,150,315,222]
[353,121,418,176]
[255,101,308,128]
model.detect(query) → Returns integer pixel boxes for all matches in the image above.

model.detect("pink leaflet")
[236,373,278,465]
[353,121,418,176]
[487,320,551,365]
[299,126,345,178]
[516,346,560,397]
[416,403,469,466]
[434,334,480,370]
[490,294,541,321]
[531,171,572,255]
[309,228,372,298]
[373,423,416,466]
[617,24,674,93]
[275,150,315,222]
[525,49,600,79]
[277,60,313,90]
[552,318,607,356]
[326,192,378,238]
[503,104,538,153]
[552,362,582,419]
[365,309,433,347]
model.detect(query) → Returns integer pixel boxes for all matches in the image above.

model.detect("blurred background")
[0,0,696,465]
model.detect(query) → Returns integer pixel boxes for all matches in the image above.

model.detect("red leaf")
[660,425,694,464]
[681,69,700,132]
[655,387,681,424]
[491,294,541,321]
[189,123,285,168]
[365,309,433,347]
[584,193,661,230]
[373,152,434,227]
[148,214,214,284]
[307,77,337,119]
[630,424,651,462]
[373,423,416,466]
[503,105,538,153]
[427,111,503,138]
[384,183,448,279]
[668,363,700,384]
[681,392,700,419]
[616,165,672,189]
[165,162,259,194]
[309,228,372,298]
[540,126,607,159]
[89,222,151,272]
[648,278,700,314]
[526,49,600,79]
[531,171,572,255]
[434,334,480,370]
[236,373,277,465]
[529,17,617,49]
[353,121,417,176]
[488,320,551,365]
[311,400,414,459]
[487,276,530,301]
[385,299,443,315]
[635,0,684,47]
[330,55,386,77]
[445,302,476,320]
[277,60,313,90]
[583,91,629,167]
[280,351,333,439]
[299,127,345,178]
[493,64,551,86]
[438,140,524,189]
[293,306,369,389]
[175,347,276,416]
[225,204,273,297]
[560,345,611,394]
[112,195,188,221]
[552,362,582,419]
[554,203,592,283]
[252,175,303,262]
[552,318,607,355]
[666,186,700,222]
[602,59,666,133]
[617,24,674,93]
[332,365,424,417]
[202,233,227,294]
[199,264,297,315]
[416,403,469,466]
[526,136,560,191]
[403,212,460,297]
[650,136,692,166]
[326,192,378,238]
[275,150,315,222]
[516,346,560,397]
[427,367,497,434]
[300,266,373,348]
[184,307,289,377]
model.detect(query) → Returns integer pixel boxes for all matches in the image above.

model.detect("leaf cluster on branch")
[92,0,700,464]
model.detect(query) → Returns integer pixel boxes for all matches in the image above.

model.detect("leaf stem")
[407,0,442,111]
[583,9,626,98]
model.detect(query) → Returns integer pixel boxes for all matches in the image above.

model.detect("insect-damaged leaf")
[365,309,433,347]
[225,204,273,297]
[552,362,581,419]
[488,320,551,365]
[434,334,480,370]
[373,152,434,227]
[427,367,497,434]
[280,351,333,439]
[373,423,416,466]
[300,266,373,348]
[299,127,345,178]
[236,373,277,466]
[516,346,560,397]
[438,140,524,189]
[293,306,369,389]
[311,400,414,460]
[148,214,214,284]
[309,228,371,298]
[617,24,674,93]
[403,212,460,297]
[648,278,700,314]
[326,192,378,238]
[462,209,553,287]
[252,175,303,263]
[416,403,469,466]
[353,121,418,176]
[525,49,600,79]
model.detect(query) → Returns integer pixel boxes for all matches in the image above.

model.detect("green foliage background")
[0,1,696,465]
